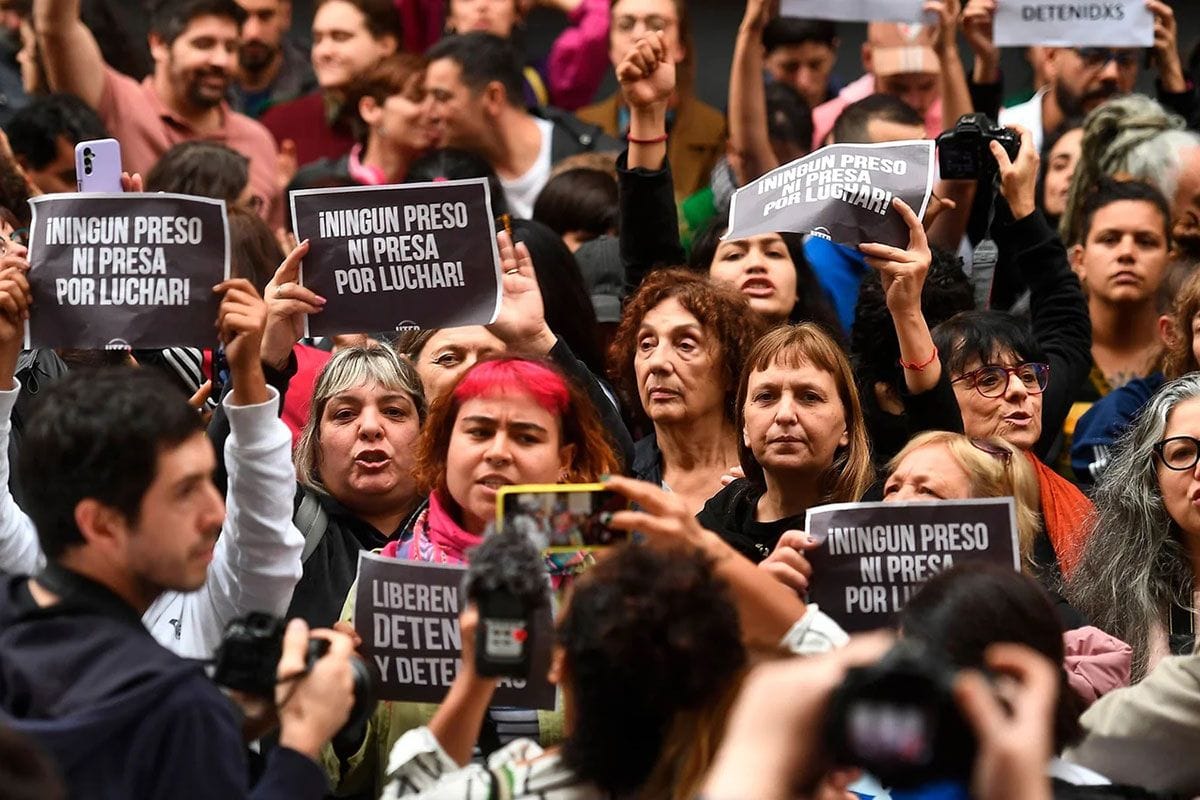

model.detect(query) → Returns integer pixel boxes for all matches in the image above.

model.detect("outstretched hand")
[486,229,556,355]
[0,256,30,389]
[261,239,324,370]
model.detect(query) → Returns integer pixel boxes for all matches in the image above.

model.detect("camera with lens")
[212,612,376,734]
[936,113,1020,181]
[824,639,977,789]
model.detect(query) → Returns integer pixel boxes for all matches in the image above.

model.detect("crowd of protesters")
[0,0,1199,798]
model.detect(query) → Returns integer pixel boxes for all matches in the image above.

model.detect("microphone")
[463,531,551,678]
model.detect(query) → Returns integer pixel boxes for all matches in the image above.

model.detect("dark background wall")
[291,0,1200,110]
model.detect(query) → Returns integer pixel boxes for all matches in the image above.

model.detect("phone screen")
[497,485,629,552]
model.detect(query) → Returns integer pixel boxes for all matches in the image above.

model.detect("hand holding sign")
[487,230,556,356]
[923,0,962,54]
[260,239,325,370]
[759,530,820,595]
[859,198,930,318]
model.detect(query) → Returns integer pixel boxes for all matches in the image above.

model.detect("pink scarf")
[380,491,482,565]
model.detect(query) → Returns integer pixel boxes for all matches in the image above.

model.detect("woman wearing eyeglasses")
[1067,373,1200,682]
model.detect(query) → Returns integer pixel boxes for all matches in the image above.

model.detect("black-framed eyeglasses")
[1153,436,1200,472]
[0,228,28,256]
[970,438,1012,464]
[952,362,1050,398]
[1075,48,1139,69]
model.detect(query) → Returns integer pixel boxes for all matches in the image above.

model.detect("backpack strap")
[296,491,330,564]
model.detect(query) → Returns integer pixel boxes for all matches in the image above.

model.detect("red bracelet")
[626,132,669,144]
[899,345,939,372]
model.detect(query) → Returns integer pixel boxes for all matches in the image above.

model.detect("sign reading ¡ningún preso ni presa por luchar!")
[804,498,1020,633]
[25,192,229,350]
[725,141,935,251]
[290,178,503,338]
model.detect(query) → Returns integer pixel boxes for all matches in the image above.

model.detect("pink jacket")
[394,0,610,110]
[1064,626,1133,706]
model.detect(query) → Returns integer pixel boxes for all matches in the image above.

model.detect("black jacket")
[696,479,804,563]
[0,567,326,799]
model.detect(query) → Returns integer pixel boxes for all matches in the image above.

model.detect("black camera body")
[824,639,977,789]
[212,612,376,734]
[474,588,534,678]
[936,113,1021,181]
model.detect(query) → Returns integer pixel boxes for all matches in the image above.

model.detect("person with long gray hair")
[1059,94,1200,246]
[1067,372,1200,682]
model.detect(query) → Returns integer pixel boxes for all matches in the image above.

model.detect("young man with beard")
[962,0,1197,152]
[33,0,280,220]
[230,0,315,118]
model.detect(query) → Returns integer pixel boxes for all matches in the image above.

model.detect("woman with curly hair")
[608,269,767,513]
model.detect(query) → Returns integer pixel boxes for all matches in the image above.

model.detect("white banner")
[994,0,1154,47]
[780,0,924,23]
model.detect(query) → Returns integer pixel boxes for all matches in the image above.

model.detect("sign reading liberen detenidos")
[780,0,923,23]
[353,552,557,709]
[25,193,228,349]
[290,178,502,338]
[726,141,935,250]
[994,1,1154,47]
[805,499,1020,634]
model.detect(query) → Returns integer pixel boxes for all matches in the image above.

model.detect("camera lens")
[82,148,93,158]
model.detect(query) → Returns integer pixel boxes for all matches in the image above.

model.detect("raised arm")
[0,257,41,576]
[33,0,108,109]
[144,279,304,658]
[728,0,781,186]
[860,199,940,395]
[990,126,1091,458]
[615,32,686,288]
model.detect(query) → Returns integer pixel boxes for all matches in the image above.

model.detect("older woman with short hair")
[608,269,766,513]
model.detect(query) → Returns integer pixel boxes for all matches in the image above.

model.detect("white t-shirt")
[999,88,1048,153]
[501,117,555,218]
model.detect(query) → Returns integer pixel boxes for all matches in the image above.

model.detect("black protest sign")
[994,1,1153,47]
[805,499,1019,633]
[726,141,934,250]
[353,552,556,709]
[290,178,502,338]
[26,193,228,349]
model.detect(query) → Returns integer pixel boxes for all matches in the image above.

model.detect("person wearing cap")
[961,0,1196,152]
[572,235,626,354]
[810,3,972,150]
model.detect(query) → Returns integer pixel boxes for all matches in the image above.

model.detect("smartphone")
[75,138,123,193]
[496,484,630,554]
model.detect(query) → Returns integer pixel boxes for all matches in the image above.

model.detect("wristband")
[899,345,938,372]
[626,132,668,145]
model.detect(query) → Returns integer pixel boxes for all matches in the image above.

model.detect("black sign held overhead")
[353,552,557,709]
[290,178,503,338]
[726,141,935,250]
[805,499,1020,634]
[25,193,229,349]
